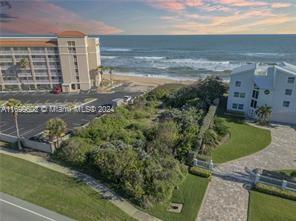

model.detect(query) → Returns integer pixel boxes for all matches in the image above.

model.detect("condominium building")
[0,31,101,92]
[227,62,296,124]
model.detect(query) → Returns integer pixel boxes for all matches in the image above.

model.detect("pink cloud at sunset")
[0,0,122,35]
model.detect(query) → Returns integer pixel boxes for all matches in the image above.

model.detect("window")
[232,103,238,109]
[288,77,295,84]
[67,41,75,47]
[238,104,244,110]
[240,93,246,98]
[251,99,257,108]
[77,84,80,89]
[285,89,292,95]
[283,101,290,107]
[252,90,259,99]
[234,92,239,97]
[71,84,76,90]
[235,81,241,87]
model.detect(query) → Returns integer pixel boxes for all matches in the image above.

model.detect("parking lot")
[0,91,141,138]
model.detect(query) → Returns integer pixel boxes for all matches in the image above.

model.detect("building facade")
[0,31,101,92]
[227,62,296,124]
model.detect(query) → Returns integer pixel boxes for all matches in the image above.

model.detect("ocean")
[99,35,296,80]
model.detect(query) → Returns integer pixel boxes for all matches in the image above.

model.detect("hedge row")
[189,166,212,178]
[196,102,219,150]
[255,182,296,201]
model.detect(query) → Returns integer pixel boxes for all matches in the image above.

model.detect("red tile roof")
[57,31,86,37]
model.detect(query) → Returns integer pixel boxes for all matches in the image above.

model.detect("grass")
[212,117,271,163]
[248,191,296,221]
[0,153,135,221]
[144,174,209,221]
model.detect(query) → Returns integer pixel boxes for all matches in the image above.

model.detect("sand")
[102,73,192,92]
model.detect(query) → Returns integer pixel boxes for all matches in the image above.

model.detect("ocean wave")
[101,56,117,59]
[243,52,286,57]
[134,56,165,60]
[161,58,241,71]
[101,47,132,52]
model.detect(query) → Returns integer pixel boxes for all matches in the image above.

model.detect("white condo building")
[227,62,296,124]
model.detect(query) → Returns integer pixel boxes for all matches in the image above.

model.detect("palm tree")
[108,67,114,86]
[96,65,108,86]
[18,58,30,90]
[6,99,22,150]
[19,58,29,69]
[255,105,272,125]
[45,118,67,148]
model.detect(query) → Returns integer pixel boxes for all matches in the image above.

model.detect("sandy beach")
[102,73,193,92]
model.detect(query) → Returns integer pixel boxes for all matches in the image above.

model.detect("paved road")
[0,91,141,138]
[0,192,75,221]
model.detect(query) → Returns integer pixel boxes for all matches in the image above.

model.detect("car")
[123,95,132,103]
[52,85,62,94]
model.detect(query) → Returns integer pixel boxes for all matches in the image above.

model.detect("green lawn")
[0,154,135,221]
[248,191,296,221]
[145,174,209,221]
[212,117,271,163]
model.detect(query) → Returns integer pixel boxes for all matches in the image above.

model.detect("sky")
[0,0,296,35]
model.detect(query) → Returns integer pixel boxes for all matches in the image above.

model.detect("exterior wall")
[227,64,296,125]
[270,69,296,124]
[227,70,254,114]
[0,33,101,92]
[0,38,62,91]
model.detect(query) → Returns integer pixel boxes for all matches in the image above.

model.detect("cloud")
[217,0,268,7]
[172,8,296,34]
[271,3,292,8]
[146,0,186,11]
[0,0,122,34]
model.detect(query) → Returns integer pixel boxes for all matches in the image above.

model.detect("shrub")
[189,166,212,178]
[213,117,229,137]
[255,183,296,201]
[54,137,93,166]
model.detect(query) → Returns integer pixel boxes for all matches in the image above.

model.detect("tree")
[96,65,108,86]
[45,118,67,148]
[108,67,114,86]
[19,58,29,69]
[255,105,272,125]
[18,58,30,89]
[6,99,22,150]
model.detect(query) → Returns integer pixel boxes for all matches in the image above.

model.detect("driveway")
[197,124,296,221]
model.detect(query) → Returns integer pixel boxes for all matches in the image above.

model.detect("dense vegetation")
[54,77,227,207]
[0,154,135,221]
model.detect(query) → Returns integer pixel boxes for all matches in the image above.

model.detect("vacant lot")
[248,191,296,221]
[0,154,135,221]
[212,117,271,163]
[145,174,209,221]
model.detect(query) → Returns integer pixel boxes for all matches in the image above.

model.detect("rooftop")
[0,40,57,47]
[57,31,86,38]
